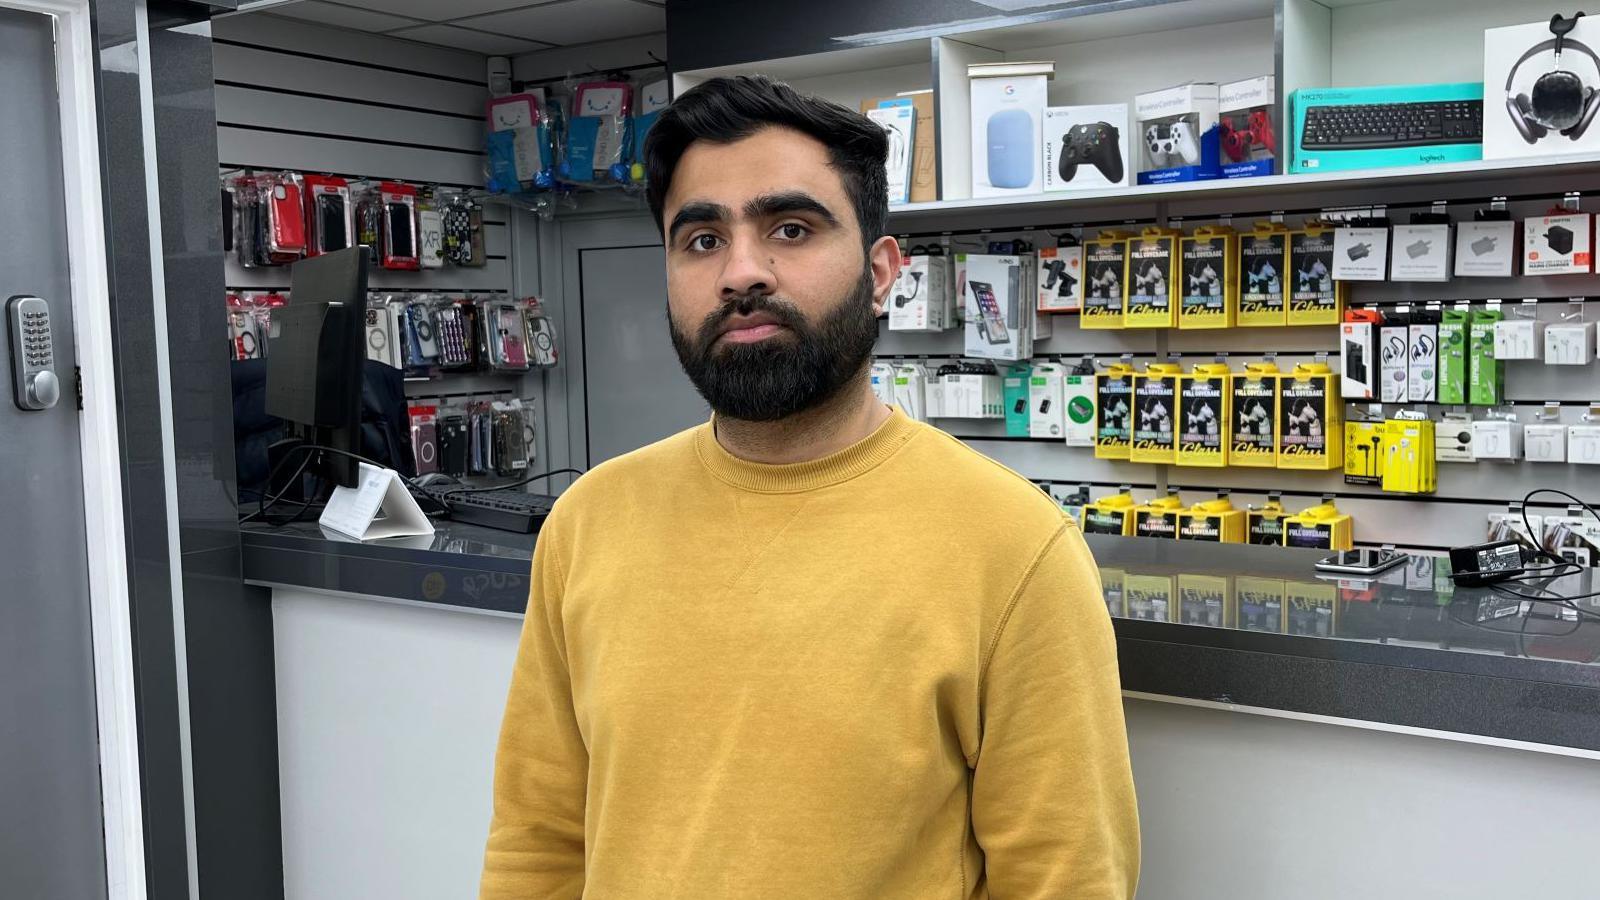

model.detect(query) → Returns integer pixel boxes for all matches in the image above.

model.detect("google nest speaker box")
[969,61,1055,198]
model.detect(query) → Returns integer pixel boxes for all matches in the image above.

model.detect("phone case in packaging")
[480,299,531,372]
[265,172,307,262]
[408,404,439,475]
[302,174,353,256]
[523,298,559,367]
[378,181,420,270]
[441,192,485,267]
[433,300,475,368]
[418,203,445,269]
[493,400,530,476]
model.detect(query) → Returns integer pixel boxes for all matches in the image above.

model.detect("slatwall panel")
[881,169,1600,552]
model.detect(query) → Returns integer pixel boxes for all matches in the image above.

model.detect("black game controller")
[1058,122,1124,184]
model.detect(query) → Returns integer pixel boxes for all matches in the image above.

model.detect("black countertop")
[241,524,1600,752]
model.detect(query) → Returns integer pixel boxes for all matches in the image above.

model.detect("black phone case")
[439,416,467,476]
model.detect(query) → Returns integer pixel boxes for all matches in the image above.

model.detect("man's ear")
[867,235,902,317]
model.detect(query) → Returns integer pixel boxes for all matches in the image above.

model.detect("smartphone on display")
[1313,548,1407,576]
[969,280,1011,344]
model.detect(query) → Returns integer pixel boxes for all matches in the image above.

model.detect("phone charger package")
[1493,318,1546,360]
[968,62,1053,198]
[1063,373,1097,447]
[889,254,951,332]
[1454,221,1517,276]
[1571,424,1600,464]
[1409,321,1439,402]
[1544,320,1596,364]
[1037,245,1085,312]
[963,254,1030,360]
[1471,419,1523,460]
[942,373,1004,418]
[1028,364,1067,439]
[1390,224,1452,282]
[1524,213,1593,274]
[1332,227,1389,281]
[1134,82,1221,184]
[1218,75,1277,178]
[1435,412,1476,462]
[1042,104,1130,190]
[1524,423,1568,462]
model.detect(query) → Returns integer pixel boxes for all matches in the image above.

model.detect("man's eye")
[774,223,808,241]
[689,234,723,251]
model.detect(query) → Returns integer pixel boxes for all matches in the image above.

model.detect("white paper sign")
[319,463,435,541]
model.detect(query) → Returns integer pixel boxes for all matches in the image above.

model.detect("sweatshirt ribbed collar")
[694,405,918,494]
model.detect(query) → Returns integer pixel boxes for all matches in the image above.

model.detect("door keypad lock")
[8,295,60,410]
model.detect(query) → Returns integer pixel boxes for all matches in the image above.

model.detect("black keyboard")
[436,489,557,533]
[1301,100,1482,151]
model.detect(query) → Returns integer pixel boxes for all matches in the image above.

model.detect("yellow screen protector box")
[1177,497,1245,542]
[1124,573,1175,622]
[1131,362,1181,463]
[1235,576,1285,631]
[1239,221,1290,326]
[1179,225,1238,329]
[1247,499,1289,545]
[1283,501,1354,550]
[1081,231,1131,329]
[1133,494,1184,539]
[1178,573,1232,627]
[1082,491,1136,535]
[1095,363,1135,459]
[1277,362,1342,470]
[1230,362,1279,467]
[1285,579,1338,637]
[1125,227,1179,328]
[1178,363,1231,467]
[1288,224,1344,325]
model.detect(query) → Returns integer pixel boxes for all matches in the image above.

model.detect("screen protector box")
[1134,82,1220,184]
[1290,82,1484,173]
[1484,17,1600,160]
[1218,75,1277,178]
[968,62,1054,198]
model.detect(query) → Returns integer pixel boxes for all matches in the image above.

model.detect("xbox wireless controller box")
[1042,104,1130,190]
[1134,83,1220,184]
[1218,75,1276,178]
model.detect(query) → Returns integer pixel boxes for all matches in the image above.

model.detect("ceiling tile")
[329,0,559,23]
[458,0,665,46]
[387,23,553,55]
[265,1,427,31]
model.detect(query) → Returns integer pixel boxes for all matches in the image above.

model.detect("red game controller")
[1222,110,1278,162]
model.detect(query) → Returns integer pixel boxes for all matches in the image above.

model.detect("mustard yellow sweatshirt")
[481,407,1139,899]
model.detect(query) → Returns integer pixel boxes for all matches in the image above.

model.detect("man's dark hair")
[644,75,889,250]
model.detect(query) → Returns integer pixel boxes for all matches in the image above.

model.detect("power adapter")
[1448,540,1526,586]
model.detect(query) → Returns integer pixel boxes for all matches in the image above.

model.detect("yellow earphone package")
[1178,573,1232,627]
[1080,231,1131,329]
[1277,362,1342,470]
[1178,363,1232,467]
[1230,361,1280,467]
[1132,494,1184,539]
[1124,227,1180,328]
[1247,498,1289,545]
[1344,419,1385,486]
[1179,225,1238,329]
[1380,418,1437,494]
[1238,221,1290,327]
[1094,363,1136,459]
[1124,573,1175,622]
[1131,362,1182,464]
[1081,491,1137,535]
[1287,224,1344,326]
[1282,501,1354,551]
[1177,497,1246,542]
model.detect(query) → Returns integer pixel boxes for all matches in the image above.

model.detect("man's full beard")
[668,271,879,422]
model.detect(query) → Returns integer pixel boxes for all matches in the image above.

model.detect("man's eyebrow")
[743,191,840,227]
[667,201,731,243]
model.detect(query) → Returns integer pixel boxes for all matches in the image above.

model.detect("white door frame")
[6,1,146,898]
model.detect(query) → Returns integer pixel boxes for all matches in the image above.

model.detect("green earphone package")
[1438,308,1469,404]
[1469,308,1505,405]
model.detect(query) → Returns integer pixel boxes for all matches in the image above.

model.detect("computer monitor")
[266,246,368,488]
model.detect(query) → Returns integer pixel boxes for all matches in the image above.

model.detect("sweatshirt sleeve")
[480,524,588,899]
[970,522,1141,899]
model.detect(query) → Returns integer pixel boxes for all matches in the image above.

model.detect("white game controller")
[1144,121,1202,167]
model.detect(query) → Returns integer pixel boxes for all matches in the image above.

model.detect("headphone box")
[1287,227,1343,325]
[1036,245,1085,313]
[1379,315,1411,403]
[1041,104,1130,191]
[888,254,951,333]
[1235,576,1286,631]
[1177,364,1231,467]
[1080,232,1131,328]
[1277,364,1342,470]
[1003,364,1032,436]
[1178,574,1233,626]
[1570,424,1600,464]
[1063,374,1097,447]
[1454,221,1518,277]
[1344,420,1384,486]
[1435,411,1477,463]
[1340,308,1382,399]
[1470,419,1523,460]
[1390,224,1453,282]
[1124,574,1175,621]
[1124,228,1180,328]
[1178,227,1238,329]
[967,62,1054,198]
[1230,363,1280,468]
[1238,224,1290,326]
[1492,316,1546,360]
[1544,320,1596,364]
[1468,309,1506,404]
[1381,419,1436,494]
[1218,75,1277,178]
[1484,17,1600,159]
[1331,226,1389,281]
[1408,317,1440,402]
[1134,82,1221,184]
[1130,363,1181,464]
[1523,213,1593,273]
[1438,308,1471,404]
[1027,364,1067,439]
[1524,423,1568,462]
[1094,366,1136,459]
